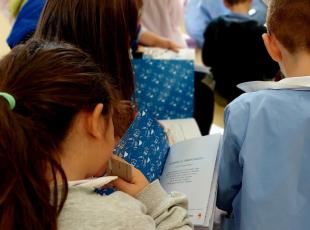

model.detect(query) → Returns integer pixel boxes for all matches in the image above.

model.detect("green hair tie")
[0,92,16,110]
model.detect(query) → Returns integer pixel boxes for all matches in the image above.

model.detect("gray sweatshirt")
[58,180,193,229]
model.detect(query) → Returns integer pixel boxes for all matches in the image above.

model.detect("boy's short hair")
[267,0,310,53]
[226,0,248,5]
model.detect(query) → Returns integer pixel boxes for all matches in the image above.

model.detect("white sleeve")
[137,26,147,42]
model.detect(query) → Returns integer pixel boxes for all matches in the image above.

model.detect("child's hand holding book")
[108,155,149,197]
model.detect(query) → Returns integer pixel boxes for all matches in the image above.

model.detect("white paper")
[143,47,195,60]
[160,134,222,226]
[195,64,211,74]
[209,124,224,135]
[202,148,220,228]
[68,176,118,189]
[159,118,201,145]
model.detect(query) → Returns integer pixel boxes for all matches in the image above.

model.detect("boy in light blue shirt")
[217,0,310,229]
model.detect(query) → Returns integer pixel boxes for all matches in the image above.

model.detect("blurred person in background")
[202,0,278,102]
[7,0,181,51]
[140,0,187,47]
[185,0,267,48]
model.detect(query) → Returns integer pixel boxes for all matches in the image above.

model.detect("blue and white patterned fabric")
[114,111,169,182]
[133,59,194,119]
[96,111,169,196]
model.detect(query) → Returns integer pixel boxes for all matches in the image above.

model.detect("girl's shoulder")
[58,188,153,229]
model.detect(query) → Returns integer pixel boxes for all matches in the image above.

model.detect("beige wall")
[0,13,11,57]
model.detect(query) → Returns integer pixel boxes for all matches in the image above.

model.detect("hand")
[163,39,182,52]
[138,31,182,52]
[112,156,149,197]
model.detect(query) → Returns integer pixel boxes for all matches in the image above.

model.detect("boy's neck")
[229,3,251,15]
[282,51,310,77]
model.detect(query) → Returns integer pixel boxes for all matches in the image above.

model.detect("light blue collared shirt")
[185,0,267,48]
[218,77,310,230]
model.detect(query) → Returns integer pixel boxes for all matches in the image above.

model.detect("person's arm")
[185,0,212,48]
[185,0,228,48]
[217,102,247,212]
[136,180,193,230]
[7,0,45,48]
[113,164,193,229]
[138,30,182,52]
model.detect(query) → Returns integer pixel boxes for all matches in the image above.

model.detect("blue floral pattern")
[133,59,194,119]
[113,111,169,182]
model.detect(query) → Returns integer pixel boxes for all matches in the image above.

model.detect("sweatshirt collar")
[68,176,117,189]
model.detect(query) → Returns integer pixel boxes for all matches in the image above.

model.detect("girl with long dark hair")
[0,40,192,230]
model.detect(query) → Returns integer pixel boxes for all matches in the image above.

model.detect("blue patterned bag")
[133,59,194,119]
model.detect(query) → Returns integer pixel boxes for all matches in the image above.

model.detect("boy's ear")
[87,103,105,139]
[262,33,282,62]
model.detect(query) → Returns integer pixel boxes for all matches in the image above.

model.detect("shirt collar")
[224,13,252,22]
[237,76,310,93]
[68,176,117,189]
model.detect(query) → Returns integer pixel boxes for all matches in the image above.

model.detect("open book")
[112,111,221,229]
[159,118,202,145]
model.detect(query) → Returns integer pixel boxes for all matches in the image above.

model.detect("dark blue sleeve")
[7,0,46,48]
[130,24,141,52]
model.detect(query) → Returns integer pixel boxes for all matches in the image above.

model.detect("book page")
[160,134,222,226]
[159,119,201,145]
[209,124,224,135]
[202,148,220,228]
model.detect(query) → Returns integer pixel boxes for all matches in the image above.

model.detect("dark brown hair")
[225,0,248,5]
[267,0,310,53]
[34,0,141,101]
[136,0,143,11]
[0,40,113,230]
